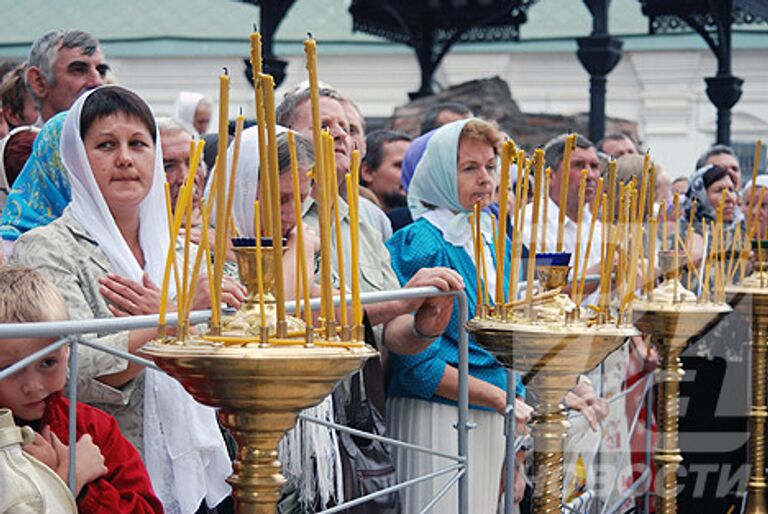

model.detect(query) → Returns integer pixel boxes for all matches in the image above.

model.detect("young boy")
[0,266,163,513]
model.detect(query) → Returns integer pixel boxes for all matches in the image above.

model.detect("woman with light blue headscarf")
[0,112,71,248]
[385,118,530,513]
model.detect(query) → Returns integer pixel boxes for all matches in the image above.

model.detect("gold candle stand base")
[142,338,376,513]
[633,296,731,514]
[727,282,768,514]
[467,318,636,514]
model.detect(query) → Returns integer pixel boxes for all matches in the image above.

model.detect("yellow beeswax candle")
[331,164,347,327]
[163,182,180,299]
[495,141,510,307]
[346,173,362,333]
[471,207,483,313]
[254,200,266,329]
[211,71,230,330]
[526,150,544,309]
[261,74,286,328]
[350,149,363,328]
[572,169,587,301]
[541,166,551,251]
[250,31,262,76]
[556,133,576,252]
[747,140,763,237]
[288,131,310,325]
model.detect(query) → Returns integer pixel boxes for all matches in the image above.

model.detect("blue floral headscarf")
[0,112,71,241]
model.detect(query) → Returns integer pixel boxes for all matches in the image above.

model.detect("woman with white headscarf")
[11,85,235,514]
[386,118,530,513]
[174,92,213,135]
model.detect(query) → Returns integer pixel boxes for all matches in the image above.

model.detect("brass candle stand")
[633,250,731,514]
[725,241,768,514]
[467,255,637,514]
[142,240,376,514]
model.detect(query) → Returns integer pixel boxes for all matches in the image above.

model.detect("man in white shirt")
[522,133,604,300]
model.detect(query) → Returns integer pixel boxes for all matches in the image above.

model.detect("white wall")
[39,47,768,178]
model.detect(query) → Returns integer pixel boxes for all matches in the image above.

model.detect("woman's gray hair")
[27,30,100,94]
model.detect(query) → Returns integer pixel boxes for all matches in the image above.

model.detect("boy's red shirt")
[40,391,164,514]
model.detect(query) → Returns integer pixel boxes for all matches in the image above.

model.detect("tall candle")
[526,150,544,311]
[647,214,658,297]
[254,200,267,329]
[331,163,347,327]
[572,169,587,302]
[661,200,668,251]
[556,134,576,252]
[747,140,762,237]
[211,71,230,331]
[255,81,272,237]
[304,37,325,294]
[346,172,362,334]
[471,208,482,313]
[599,194,610,310]
[163,182,180,299]
[495,141,510,308]
[541,166,551,252]
[289,131,311,327]
[261,74,286,329]
[250,31,262,77]
[317,132,335,328]
[674,192,680,300]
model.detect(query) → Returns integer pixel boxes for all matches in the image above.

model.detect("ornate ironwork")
[639,0,767,145]
[349,0,538,98]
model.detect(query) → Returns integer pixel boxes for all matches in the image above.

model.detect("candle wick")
[307,32,313,39]
[223,67,229,76]
[253,23,258,31]
[239,106,243,116]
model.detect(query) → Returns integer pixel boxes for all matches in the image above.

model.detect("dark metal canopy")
[349,0,537,98]
[640,0,768,145]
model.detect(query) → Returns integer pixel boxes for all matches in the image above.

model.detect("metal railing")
[0,286,656,513]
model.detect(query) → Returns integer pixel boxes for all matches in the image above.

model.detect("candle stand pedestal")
[633,252,731,514]
[726,263,768,514]
[468,319,635,514]
[143,241,376,513]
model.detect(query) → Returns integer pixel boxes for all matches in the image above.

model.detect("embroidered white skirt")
[386,397,508,514]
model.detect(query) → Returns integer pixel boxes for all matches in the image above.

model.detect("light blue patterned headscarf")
[0,112,71,241]
[407,118,493,246]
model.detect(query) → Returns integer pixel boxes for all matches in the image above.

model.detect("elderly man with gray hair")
[156,117,207,225]
[0,30,109,246]
[25,29,109,123]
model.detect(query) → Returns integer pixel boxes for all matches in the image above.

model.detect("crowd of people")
[0,28,761,514]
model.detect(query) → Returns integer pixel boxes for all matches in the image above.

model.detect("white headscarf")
[61,86,231,514]
[174,92,209,131]
[207,124,288,237]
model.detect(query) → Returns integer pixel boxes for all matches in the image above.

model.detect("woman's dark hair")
[80,86,156,141]
[702,164,729,190]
